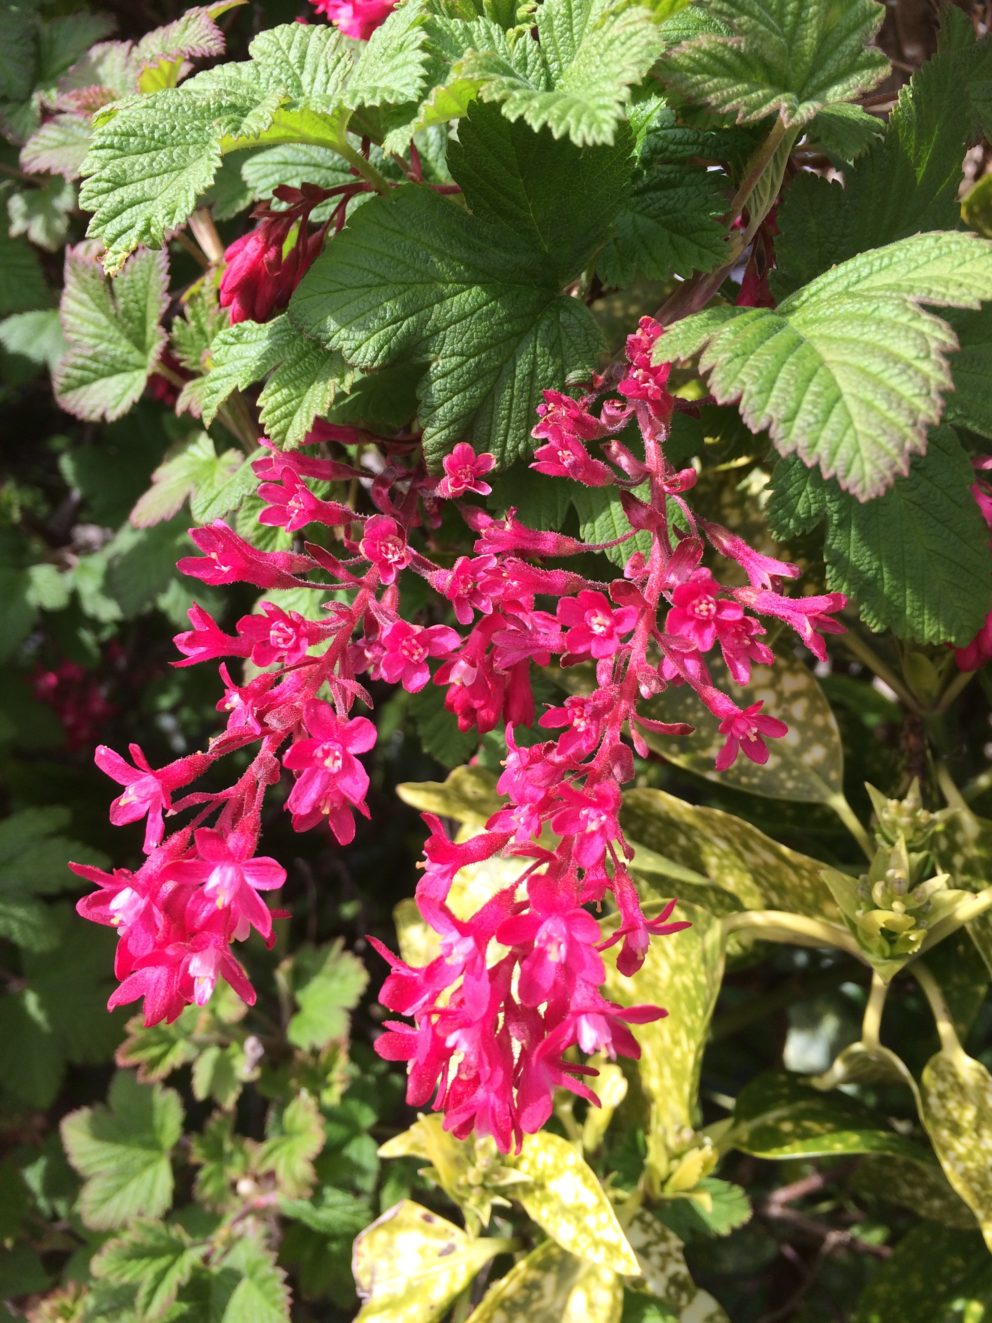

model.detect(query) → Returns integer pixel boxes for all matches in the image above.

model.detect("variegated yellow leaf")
[467,1240,622,1322]
[920,1048,992,1252]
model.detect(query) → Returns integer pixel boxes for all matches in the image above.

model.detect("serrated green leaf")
[775,8,992,297]
[853,1222,992,1323]
[36,12,117,95]
[256,1093,324,1198]
[190,1112,250,1211]
[467,1238,622,1322]
[7,176,75,251]
[21,113,94,180]
[604,902,723,1138]
[409,682,480,768]
[0,232,49,316]
[209,1236,293,1323]
[570,487,652,569]
[130,432,232,527]
[725,1071,927,1161]
[0,5,38,104]
[920,1048,992,1252]
[61,1071,182,1230]
[944,308,992,440]
[102,517,191,618]
[0,891,57,953]
[658,0,887,127]
[191,1043,244,1110]
[91,1221,208,1321]
[659,1179,751,1242]
[354,1200,508,1322]
[55,245,167,422]
[116,1010,199,1083]
[509,1133,639,1275]
[768,430,992,645]
[284,938,369,1051]
[624,783,835,920]
[463,0,665,147]
[280,1187,372,1238]
[660,231,992,499]
[0,308,66,372]
[292,181,606,470]
[240,142,352,200]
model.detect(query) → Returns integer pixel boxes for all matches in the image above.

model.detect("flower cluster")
[308,0,397,41]
[75,317,846,1149]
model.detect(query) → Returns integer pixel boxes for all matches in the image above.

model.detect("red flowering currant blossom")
[308,0,396,40]
[77,313,849,1149]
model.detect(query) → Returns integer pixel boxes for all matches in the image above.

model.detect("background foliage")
[2,0,992,1320]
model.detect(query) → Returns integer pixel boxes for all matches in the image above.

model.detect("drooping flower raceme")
[75,316,846,1150]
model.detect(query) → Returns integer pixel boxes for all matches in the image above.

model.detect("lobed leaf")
[91,1221,208,1321]
[660,231,992,499]
[657,0,888,127]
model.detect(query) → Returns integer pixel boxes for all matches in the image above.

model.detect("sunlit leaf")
[920,1048,992,1252]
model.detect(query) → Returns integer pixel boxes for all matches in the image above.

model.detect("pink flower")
[108,932,256,1025]
[94,744,208,852]
[178,521,311,589]
[169,828,286,943]
[172,603,249,668]
[257,467,352,534]
[956,611,992,671]
[531,390,605,445]
[236,601,321,668]
[436,443,495,499]
[740,587,846,662]
[666,569,743,654]
[434,556,495,624]
[550,780,621,869]
[713,700,789,770]
[497,894,604,1006]
[379,620,461,693]
[283,701,377,842]
[359,515,410,585]
[539,693,609,760]
[220,218,321,325]
[557,590,638,660]
[308,0,396,39]
[532,434,614,486]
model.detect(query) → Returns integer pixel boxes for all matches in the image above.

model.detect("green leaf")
[280,1187,372,1238]
[189,447,263,524]
[768,429,992,645]
[292,112,627,468]
[597,106,729,285]
[775,8,992,296]
[604,903,723,1139]
[509,1132,640,1275]
[0,232,49,316]
[190,1043,244,1110]
[92,1222,208,1321]
[462,0,665,147]
[853,1222,992,1323]
[195,313,352,447]
[624,783,841,920]
[61,1072,183,1231]
[240,142,352,200]
[410,682,480,768]
[353,1200,508,1321]
[209,1236,292,1323]
[6,176,76,251]
[130,432,235,528]
[850,1155,978,1231]
[0,309,67,372]
[190,1112,250,1211]
[21,113,94,180]
[55,245,168,422]
[725,1070,927,1160]
[805,102,883,164]
[284,939,369,1051]
[0,891,56,952]
[660,231,992,499]
[0,4,38,103]
[944,308,992,440]
[396,765,500,826]
[256,1093,325,1198]
[658,1180,751,1242]
[116,1010,199,1083]
[467,1239,622,1322]
[920,1048,992,1252]
[657,0,888,127]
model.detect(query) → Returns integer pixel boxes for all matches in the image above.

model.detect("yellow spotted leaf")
[396,766,501,825]
[604,902,724,1138]
[509,1133,640,1276]
[467,1240,622,1322]
[920,1049,992,1252]
[623,787,838,919]
[627,1212,729,1320]
[353,1200,508,1322]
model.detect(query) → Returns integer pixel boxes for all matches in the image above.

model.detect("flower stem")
[336,141,391,196]
[837,631,921,712]
[827,792,873,860]
[911,960,962,1057]
[861,971,888,1050]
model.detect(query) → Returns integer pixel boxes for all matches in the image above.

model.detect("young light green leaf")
[256,1092,325,1198]
[353,1200,508,1322]
[7,176,76,251]
[603,902,723,1138]
[130,432,234,528]
[660,231,992,499]
[209,1236,293,1323]
[724,1071,927,1161]
[467,1239,622,1322]
[509,1132,640,1275]
[624,786,838,918]
[91,1221,208,1321]
[290,172,610,469]
[116,1009,199,1083]
[768,430,992,645]
[283,938,369,1051]
[0,309,67,372]
[462,0,666,147]
[55,245,167,422]
[658,0,888,127]
[920,1048,992,1252]
[396,765,500,825]
[190,1043,244,1110]
[61,1071,183,1230]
